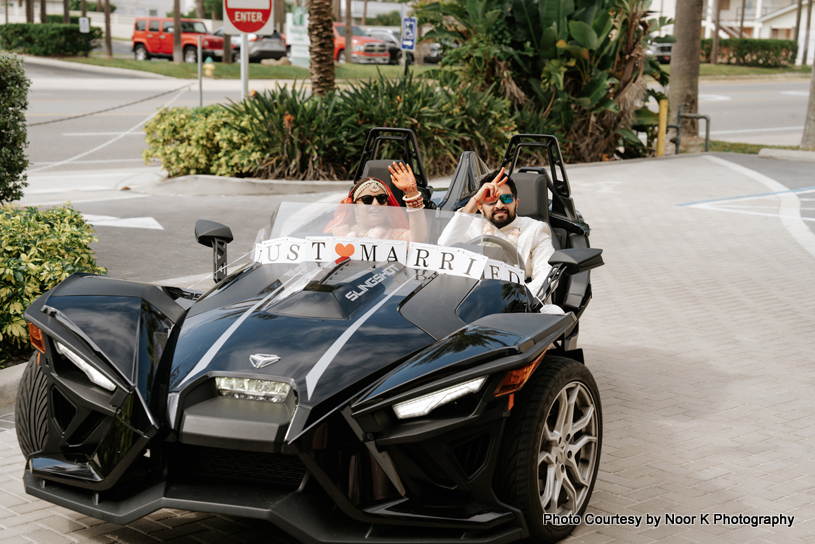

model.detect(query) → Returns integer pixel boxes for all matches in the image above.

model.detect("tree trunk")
[196,0,205,18]
[309,0,336,95]
[104,0,112,57]
[344,0,352,64]
[275,0,284,31]
[711,0,720,65]
[794,0,804,41]
[801,61,815,148]
[173,0,183,63]
[25,0,33,23]
[362,0,367,25]
[669,0,703,137]
[803,0,812,65]
[63,0,69,23]
[223,33,233,64]
[81,0,86,17]
[739,0,745,37]
[39,0,45,23]
[415,24,424,66]
[333,0,340,21]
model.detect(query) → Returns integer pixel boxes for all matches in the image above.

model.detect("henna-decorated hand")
[389,162,419,199]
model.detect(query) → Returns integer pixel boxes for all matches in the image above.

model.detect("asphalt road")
[23,60,813,177]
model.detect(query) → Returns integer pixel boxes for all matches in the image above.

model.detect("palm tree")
[669,0,704,140]
[309,0,335,95]
[173,0,182,63]
[802,67,815,149]
[104,0,112,58]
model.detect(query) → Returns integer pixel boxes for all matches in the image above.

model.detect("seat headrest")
[361,159,405,205]
[511,171,550,224]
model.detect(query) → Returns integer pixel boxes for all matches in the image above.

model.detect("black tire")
[499,355,602,543]
[15,354,49,459]
[183,46,198,63]
[134,44,149,61]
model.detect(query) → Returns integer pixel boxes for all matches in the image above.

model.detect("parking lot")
[2,153,815,542]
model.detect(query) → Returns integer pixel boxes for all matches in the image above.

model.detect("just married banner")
[253,237,525,284]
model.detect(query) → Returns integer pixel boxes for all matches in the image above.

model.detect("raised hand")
[389,162,419,198]
[476,167,508,205]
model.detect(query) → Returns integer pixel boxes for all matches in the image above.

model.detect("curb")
[758,148,815,163]
[22,54,172,79]
[0,363,25,410]
[132,175,352,196]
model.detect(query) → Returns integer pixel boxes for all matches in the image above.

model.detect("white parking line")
[710,126,804,135]
[703,156,815,258]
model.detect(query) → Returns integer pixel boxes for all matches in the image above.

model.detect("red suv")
[132,18,223,62]
[333,23,389,64]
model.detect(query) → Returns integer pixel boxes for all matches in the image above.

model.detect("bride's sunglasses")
[356,194,389,205]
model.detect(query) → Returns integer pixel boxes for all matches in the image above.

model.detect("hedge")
[45,14,81,24]
[0,52,29,204]
[0,23,102,57]
[143,74,516,180]
[701,38,798,67]
[0,206,106,366]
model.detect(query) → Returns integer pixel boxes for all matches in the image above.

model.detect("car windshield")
[253,202,527,282]
[335,25,366,37]
[181,21,208,33]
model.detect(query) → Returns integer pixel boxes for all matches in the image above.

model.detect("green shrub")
[143,74,514,180]
[68,0,117,12]
[701,38,798,67]
[45,14,81,24]
[0,52,29,204]
[142,105,262,178]
[369,10,402,26]
[0,23,102,57]
[0,205,106,365]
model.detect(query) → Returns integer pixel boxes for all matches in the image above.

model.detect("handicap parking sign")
[401,17,417,51]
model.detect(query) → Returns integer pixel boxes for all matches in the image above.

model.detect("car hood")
[168,261,434,408]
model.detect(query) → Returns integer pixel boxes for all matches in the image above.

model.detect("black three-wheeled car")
[18,130,604,543]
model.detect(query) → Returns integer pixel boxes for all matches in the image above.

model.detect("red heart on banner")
[335,243,355,258]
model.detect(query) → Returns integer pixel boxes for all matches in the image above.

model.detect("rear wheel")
[134,44,149,61]
[184,46,198,63]
[499,355,602,543]
[15,354,49,459]
[337,49,346,64]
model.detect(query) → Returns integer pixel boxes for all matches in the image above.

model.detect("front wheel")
[499,355,602,543]
[337,49,346,64]
[183,46,198,63]
[134,44,149,61]
[15,354,49,459]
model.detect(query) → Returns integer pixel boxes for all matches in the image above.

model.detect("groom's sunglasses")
[483,194,515,205]
[356,194,389,205]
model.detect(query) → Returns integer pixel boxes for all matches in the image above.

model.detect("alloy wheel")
[537,380,599,515]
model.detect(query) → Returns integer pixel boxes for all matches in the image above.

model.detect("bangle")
[405,197,424,209]
[402,191,422,202]
[406,201,425,211]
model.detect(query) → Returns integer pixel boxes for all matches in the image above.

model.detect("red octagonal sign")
[225,0,272,33]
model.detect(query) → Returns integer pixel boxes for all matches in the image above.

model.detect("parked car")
[647,42,672,64]
[365,28,408,65]
[16,128,604,544]
[212,28,287,62]
[132,17,223,62]
[334,22,389,64]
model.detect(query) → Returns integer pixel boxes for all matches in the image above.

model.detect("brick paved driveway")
[2,154,814,543]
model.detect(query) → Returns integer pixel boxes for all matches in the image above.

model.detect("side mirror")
[548,248,604,275]
[195,220,234,283]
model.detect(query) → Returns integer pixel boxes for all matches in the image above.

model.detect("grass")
[709,140,806,154]
[61,56,434,80]
[659,63,812,77]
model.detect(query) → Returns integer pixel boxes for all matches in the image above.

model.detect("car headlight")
[56,342,116,392]
[352,44,364,52]
[392,376,486,419]
[215,377,291,403]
